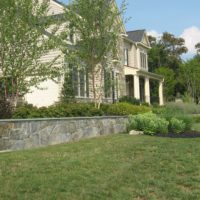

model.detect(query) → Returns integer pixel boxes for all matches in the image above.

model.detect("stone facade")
[0,116,128,151]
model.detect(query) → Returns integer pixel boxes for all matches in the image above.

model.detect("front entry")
[139,77,145,102]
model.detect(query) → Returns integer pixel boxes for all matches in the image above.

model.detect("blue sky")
[60,0,200,57]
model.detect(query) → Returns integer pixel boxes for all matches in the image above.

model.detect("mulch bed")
[157,131,200,138]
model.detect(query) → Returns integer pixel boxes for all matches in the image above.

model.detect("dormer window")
[124,49,129,66]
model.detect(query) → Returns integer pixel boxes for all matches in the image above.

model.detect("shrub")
[129,113,169,135]
[103,102,151,116]
[177,115,192,131]
[13,103,103,119]
[152,106,192,131]
[0,98,13,119]
[166,102,200,114]
[192,116,200,123]
[119,96,140,105]
[13,104,41,119]
[169,118,185,134]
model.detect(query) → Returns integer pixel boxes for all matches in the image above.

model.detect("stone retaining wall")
[0,116,128,151]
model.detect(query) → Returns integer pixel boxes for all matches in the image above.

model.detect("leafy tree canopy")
[0,0,61,105]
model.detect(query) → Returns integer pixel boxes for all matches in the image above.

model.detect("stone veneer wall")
[0,116,128,151]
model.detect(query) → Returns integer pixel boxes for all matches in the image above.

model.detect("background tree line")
[148,32,200,104]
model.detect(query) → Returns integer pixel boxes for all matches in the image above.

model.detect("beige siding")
[39,49,64,65]
[25,79,61,107]
[123,40,137,68]
[138,45,149,71]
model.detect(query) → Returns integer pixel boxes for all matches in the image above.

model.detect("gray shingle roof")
[127,30,145,42]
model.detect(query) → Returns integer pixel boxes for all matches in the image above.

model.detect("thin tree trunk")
[92,70,97,108]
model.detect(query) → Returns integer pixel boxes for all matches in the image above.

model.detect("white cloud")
[147,30,162,40]
[180,26,200,54]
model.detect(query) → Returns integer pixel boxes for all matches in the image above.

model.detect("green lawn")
[0,135,200,200]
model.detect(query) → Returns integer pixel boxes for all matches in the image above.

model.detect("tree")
[179,57,200,104]
[195,42,200,54]
[60,66,76,103]
[63,0,127,108]
[155,67,176,101]
[148,39,168,72]
[148,32,187,72]
[0,0,61,106]
[148,32,188,100]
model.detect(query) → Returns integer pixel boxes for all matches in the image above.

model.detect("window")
[124,49,129,66]
[79,69,85,97]
[104,69,112,98]
[70,66,89,98]
[140,51,147,69]
[72,66,79,96]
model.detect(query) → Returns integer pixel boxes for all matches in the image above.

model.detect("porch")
[125,70,164,105]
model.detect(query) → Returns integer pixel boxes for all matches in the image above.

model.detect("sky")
[60,0,200,58]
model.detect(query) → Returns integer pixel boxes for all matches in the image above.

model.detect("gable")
[48,0,65,15]
[141,33,150,47]
[112,0,126,34]
[38,0,65,16]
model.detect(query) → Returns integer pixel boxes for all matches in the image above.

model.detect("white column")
[145,77,150,104]
[136,48,141,69]
[134,75,140,100]
[159,81,164,106]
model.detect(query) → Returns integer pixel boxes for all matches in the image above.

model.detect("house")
[124,30,164,105]
[25,0,164,107]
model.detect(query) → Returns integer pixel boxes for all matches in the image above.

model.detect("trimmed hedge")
[13,103,103,119]
[101,103,151,116]
[119,96,140,105]
[12,102,151,119]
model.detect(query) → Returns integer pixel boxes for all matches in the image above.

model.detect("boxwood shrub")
[101,102,151,116]
[12,103,104,119]
[119,96,141,105]
[12,102,151,119]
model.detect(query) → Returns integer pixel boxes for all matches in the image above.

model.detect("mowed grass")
[0,135,200,200]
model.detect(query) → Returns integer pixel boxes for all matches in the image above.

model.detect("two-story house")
[24,0,164,107]
[123,30,164,105]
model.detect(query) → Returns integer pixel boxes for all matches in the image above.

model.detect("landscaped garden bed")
[157,131,200,138]
[128,105,200,137]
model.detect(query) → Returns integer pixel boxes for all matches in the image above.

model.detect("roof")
[127,30,145,42]
[53,0,65,7]
[137,70,164,81]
